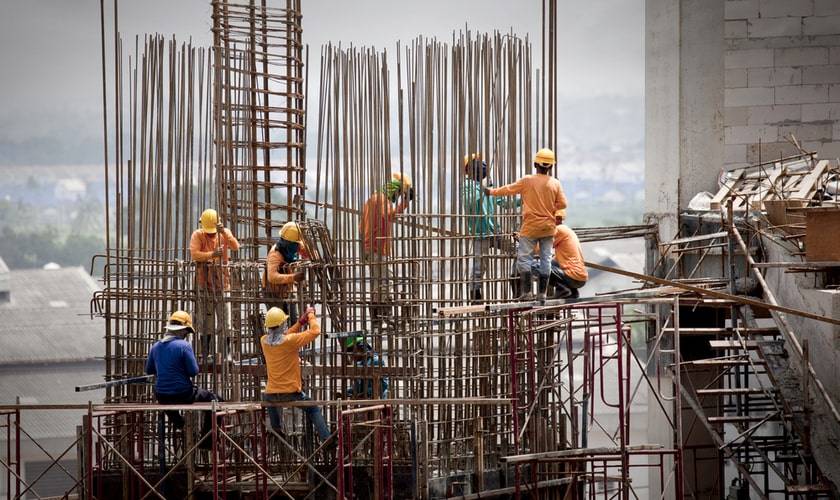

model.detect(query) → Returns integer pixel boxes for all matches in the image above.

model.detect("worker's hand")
[211,247,223,258]
[482,186,491,196]
[216,222,225,234]
[298,306,316,325]
[512,231,519,241]
[293,271,306,282]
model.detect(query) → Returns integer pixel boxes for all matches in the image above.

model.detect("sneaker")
[517,292,535,301]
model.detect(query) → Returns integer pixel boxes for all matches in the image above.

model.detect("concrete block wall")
[724,0,840,168]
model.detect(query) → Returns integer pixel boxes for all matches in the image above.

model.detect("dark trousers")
[156,387,222,436]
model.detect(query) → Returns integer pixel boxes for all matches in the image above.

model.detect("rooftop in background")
[0,258,104,365]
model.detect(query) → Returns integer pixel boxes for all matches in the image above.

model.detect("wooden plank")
[710,168,745,210]
[805,208,840,262]
[752,261,840,268]
[793,159,828,200]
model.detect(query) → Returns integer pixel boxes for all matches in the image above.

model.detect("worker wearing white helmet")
[189,208,240,359]
[485,148,567,301]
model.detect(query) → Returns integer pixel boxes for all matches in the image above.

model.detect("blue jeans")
[263,392,331,441]
[517,235,553,278]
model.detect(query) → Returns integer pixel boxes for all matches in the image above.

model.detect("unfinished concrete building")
[2,0,840,499]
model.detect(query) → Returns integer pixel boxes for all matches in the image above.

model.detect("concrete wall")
[723,0,840,168]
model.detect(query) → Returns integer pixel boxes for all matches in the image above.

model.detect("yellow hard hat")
[166,310,195,334]
[264,307,288,329]
[463,152,481,168]
[200,209,219,233]
[555,209,566,218]
[279,222,302,243]
[533,148,556,166]
[391,172,412,192]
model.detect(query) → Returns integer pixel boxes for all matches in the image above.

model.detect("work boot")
[517,272,534,301]
[569,287,580,299]
[551,283,573,299]
[470,288,483,304]
[536,275,548,301]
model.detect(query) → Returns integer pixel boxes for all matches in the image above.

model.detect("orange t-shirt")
[261,315,320,394]
[189,228,240,290]
[553,224,587,282]
[360,192,407,255]
[262,243,309,296]
[490,174,567,238]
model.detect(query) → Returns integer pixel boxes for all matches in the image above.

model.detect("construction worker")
[360,172,414,326]
[550,209,587,299]
[263,221,308,323]
[462,153,517,303]
[190,208,240,359]
[144,310,221,441]
[485,148,567,300]
[342,335,389,399]
[260,306,331,441]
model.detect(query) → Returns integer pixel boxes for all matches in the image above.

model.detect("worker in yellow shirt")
[263,222,308,323]
[486,148,567,300]
[190,208,240,358]
[359,172,414,326]
[260,306,330,441]
[550,209,587,299]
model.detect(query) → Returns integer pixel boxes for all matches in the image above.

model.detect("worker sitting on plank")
[263,221,308,323]
[145,310,222,446]
[550,209,588,299]
[342,335,389,399]
[485,148,567,300]
[360,171,414,327]
[462,153,517,303]
[190,208,240,361]
[260,306,331,442]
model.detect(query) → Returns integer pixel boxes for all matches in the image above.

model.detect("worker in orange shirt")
[486,148,567,300]
[549,209,587,299]
[260,306,331,441]
[360,172,414,326]
[263,221,308,323]
[190,208,240,359]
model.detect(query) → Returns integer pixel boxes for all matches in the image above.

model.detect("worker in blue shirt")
[145,310,221,440]
[462,154,517,303]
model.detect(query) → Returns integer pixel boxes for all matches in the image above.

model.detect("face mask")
[277,239,300,263]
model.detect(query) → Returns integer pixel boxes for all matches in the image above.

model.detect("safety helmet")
[554,209,566,218]
[166,310,195,334]
[200,209,219,234]
[391,172,413,193]
[264,307,288,329]
[344,335,364,349]
[463,152,481,168]
[279,222,302,243]
[533,148,556,167]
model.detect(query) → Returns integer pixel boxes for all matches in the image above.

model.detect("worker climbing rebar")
[260,306,331,442]
[263,221,308,324]
[189,208,240,362]
[341,335,389,399]
[485,148,567,300]
[549,209,587,299]
[360,172,414,327]
[462,153,517,303]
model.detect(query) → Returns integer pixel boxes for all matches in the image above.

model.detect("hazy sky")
[0,0,643,161]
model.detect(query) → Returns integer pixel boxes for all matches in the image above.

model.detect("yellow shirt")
[261,315,320,394]
[489,174,567,238]
[553,224,588,282]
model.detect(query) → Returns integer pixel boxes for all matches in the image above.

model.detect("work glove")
[298,306,316,326]
[407,187,415,201]
[482,186,491,196]
[211,247,223,258]
[293,271,306,282]
[216,222,225,234]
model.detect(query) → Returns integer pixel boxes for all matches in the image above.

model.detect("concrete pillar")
[645,0,725,242]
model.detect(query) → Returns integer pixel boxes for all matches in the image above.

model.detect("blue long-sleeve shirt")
[462,178,517,236]
[145,336,199,395]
